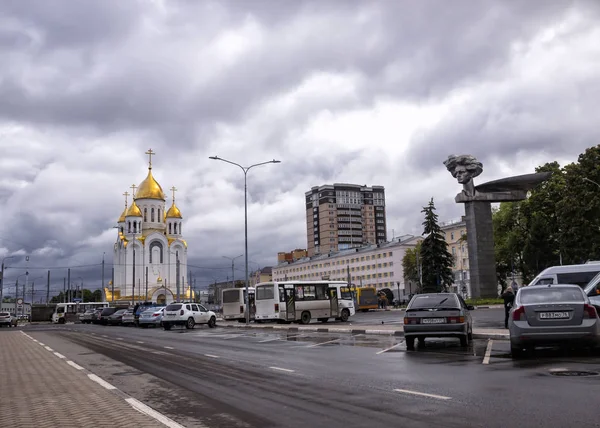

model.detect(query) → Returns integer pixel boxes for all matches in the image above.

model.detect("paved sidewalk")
[218,320,509,339]
[0,331,165,427]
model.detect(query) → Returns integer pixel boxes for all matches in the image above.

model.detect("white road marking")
[393,388,451,400]
[102,335,108,338]
[164,346,174,349]
[152,351,169,355]
[136,341,145,344]
[204,354,220,359]
[307,338,340,348]
[224,334,250,340]
[38,342,45,346]
[116,337,124,341]
[260,333,305,343]
[482,339,493,365]
[376,341,404,355]
[549,367,569,373]
[53,352,66,359]
[67,361,85,370]
[269,366,295,373]
[88,374,117,390]
[44,346,54,352]
[125,397,190,428]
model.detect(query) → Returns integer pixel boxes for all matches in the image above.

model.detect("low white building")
[1,302,31,317]
[272,235,420,297]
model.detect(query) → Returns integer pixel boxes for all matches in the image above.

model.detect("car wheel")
[460,334,469,347]
[406,337,415,350]
[208,316,216,328]
[163,322,172,330]
[340,309,350,322]
[58,318,65,325]
[300,311,311,325]
[511,345,524,359]
[418,336,426,346]
[186,317,195,329]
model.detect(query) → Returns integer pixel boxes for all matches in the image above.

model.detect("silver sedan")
[509,284,600,358]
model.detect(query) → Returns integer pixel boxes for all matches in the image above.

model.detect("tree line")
[403,145,600,292]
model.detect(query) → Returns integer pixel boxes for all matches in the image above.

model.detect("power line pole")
[67,268,71,303]
[63,277,66,303]
[176,253,180,302]
[46,270,50,304]
[101,252,105,300]
[31,281,34,306]
[132,246,136,305]
[111,267,114,303]
[145,266,148,304]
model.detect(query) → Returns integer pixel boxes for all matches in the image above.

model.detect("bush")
[465,298,503,306]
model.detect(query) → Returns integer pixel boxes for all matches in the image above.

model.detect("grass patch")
[465,298,503,306]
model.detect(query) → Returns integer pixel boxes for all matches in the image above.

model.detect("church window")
[128,222,131,233]
[149,241,164,264]
[151,208,155,222]
[120,227,124,234]
[179,222,182,234]
[138,221,142,232]
[144,208,147,222]
[133,222,137,233]
[169,223,172,234]
[158,209,161,222]
[174,223,177,234]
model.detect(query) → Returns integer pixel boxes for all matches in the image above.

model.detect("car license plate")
[539,312,569,319]
[422,318,445,324]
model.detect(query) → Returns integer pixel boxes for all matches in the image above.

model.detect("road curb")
[218,322,506,339]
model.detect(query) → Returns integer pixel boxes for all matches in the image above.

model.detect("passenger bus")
[254,281,355,324]
[221,287,255,322]
[52,302,110,324]
[353,286,379,311]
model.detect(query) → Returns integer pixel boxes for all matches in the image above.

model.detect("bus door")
[328,287,339,317]
[285,284,295,321]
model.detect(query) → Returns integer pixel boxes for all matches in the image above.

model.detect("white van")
[529,264,600,288]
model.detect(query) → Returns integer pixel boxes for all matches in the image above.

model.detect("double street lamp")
[209,156,281,324]
[223,254,243,288]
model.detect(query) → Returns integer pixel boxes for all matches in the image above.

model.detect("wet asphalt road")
[13,320,600,428]
[350,308,504,328]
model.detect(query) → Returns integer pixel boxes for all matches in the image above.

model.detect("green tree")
[420,198,454,293]
[402,241,422,289]
[50,292,66,303]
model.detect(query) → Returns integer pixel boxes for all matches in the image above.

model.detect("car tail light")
[180,309,184,316]
[512,306,525,321]
[274,303,279,312]
[152,313,160,317]
[583,304,598,319]
[240,305,244,314]
[403,317,420,324]
[447,316,465,324]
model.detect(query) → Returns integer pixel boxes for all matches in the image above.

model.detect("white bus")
[221,287,255,322]
[254,281,355,324]
[52,302,110,324]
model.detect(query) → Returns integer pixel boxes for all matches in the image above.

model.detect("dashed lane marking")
[164,346,174,349]
[393,388,451,400]
[482,339,493,365]
[204,354,220,359]
[376,341,404,355]
[307,338,340,348]
[125,397,190,428]
[136,341,145,344]
[270,366,295,373]
[260,333,305,343]
[53,352,66,359]
[44,346,54,352]
[116,337,124,341]
[88,373,117,390]
[67,361,85,370]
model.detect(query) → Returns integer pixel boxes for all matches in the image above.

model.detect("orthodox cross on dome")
[130,184,137,198]
[123,191,130,207]
[145,148,156,170]
[170,186,178,202]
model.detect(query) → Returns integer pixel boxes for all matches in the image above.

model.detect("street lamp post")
[0,256,15,306]
[223,254,243,288]
[209,156,281,324]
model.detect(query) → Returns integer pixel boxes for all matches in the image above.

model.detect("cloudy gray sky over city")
[1,0,599,295]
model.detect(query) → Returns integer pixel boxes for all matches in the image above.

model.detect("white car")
[162,302,217,330]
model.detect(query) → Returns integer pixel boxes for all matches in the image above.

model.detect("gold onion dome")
[118,207,127,223]
[166,203,183,219]
[126,200,142,217]
[136,169,166,200]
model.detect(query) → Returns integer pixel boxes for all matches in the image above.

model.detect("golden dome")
[118,207,127,223]
[126,200,142,217]
[166,203,183,219]
[135,169,165,200]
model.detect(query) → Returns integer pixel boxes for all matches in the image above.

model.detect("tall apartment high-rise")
[305,183,387,256]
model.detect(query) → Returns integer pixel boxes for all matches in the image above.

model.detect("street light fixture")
[209,155,281,324]
[584,177,600,189]
[223,254,244,288]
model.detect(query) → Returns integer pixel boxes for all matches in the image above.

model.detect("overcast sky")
[1,0,598,296]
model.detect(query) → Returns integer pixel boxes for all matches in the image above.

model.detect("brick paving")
[0,331,164,427]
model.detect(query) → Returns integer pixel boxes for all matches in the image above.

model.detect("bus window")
[256,285,274,300]
[223,290,240,303]
[340,287,352,300]
[316,285,327,300]
[278,286,286,302]
[557,272,600,288]
[57,306,65,314]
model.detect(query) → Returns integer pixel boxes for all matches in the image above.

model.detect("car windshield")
[113,309,127,315]
[520,287,584,304]
[166,304,182,311]
[409,295,458,309]
[0,312,9,316]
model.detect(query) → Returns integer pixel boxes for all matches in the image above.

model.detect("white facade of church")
[107,150,189,305]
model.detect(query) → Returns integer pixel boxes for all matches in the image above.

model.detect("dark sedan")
[107,309,128,326]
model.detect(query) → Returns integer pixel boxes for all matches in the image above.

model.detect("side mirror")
[466,305,475,311]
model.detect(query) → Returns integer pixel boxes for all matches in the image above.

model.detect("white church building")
[106,149,190,305]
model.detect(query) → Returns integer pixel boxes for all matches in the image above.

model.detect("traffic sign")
[73,298,82,303]
[16,298,23,305]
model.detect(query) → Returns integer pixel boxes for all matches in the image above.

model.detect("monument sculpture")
[444,155,551,298]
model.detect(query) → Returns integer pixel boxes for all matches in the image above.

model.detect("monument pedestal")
[464,201,497,299]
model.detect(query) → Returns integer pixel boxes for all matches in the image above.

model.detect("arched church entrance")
[157,294,167,305]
